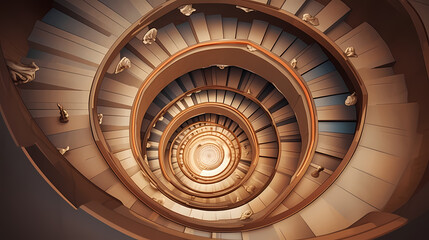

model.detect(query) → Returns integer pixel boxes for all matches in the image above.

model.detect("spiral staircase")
[1,0,428,239]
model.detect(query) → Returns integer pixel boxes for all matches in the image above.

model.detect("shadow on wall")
[0,0,53,61]
[377,210,429,240]
[0,114,132,240]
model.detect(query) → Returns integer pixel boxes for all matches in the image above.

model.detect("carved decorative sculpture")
[179,4,196,16]
[235,196,241,203]
[158,116,164,121]
[97,113,103,125]
[152,197,165,205]
[345,92,357,106]
[143,28,157,45]
[216,64,228,70]
[247,89,252,94]
[114,57,131,74]
[57,103,69,123]
[150,181,157,190]
[236,6,254,13]
[290,58,298,69]
[144,154,148,164]
[311,166,325,178]
[6,60,39,85]
[141,170,149,180]
[247,45,257,52]
[58,146,70,155]
[245,185,255,194]
[344,46,357,57]
[302,13,319,26]
[146,143,151,148]
[240,210,253,220]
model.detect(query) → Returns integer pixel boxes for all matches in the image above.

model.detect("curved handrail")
[87,0,365,232]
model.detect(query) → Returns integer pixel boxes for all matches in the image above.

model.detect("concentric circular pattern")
[175,122,241,183]
[172,120,243,187]
[86,2,358,231]
[8,0,407,237]
[135,66,297,213]
[145,103,262,199]
[193,143,224,171]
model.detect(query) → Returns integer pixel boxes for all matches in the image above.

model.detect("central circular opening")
[170,119,246,188]
[185,135,231,177]
[195,143,223,170]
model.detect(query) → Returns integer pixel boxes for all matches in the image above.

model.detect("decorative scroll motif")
[236,6,254,13]
[345,92,357,106]
[179,4,196,16]
[344,47,357,57]
[57,103,69,123]
[240,210,253,220]
[216,64,228,70]
[247,45,257,52]
[97,113,103,125]
[302,13,319,26]
[6,60,39,85]
[245,185,256,194]
[143,28,157,45]
[114,57,131,74]
[58,146,70,155]
[311,166,325,178]
[290,58,298,69]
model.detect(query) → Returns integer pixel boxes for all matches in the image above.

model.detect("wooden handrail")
[87,0,367,230]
